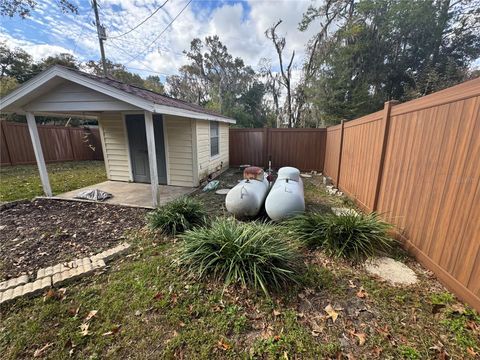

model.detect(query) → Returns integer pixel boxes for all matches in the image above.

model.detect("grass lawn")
[0,161,107,202]
[1,173,479,359]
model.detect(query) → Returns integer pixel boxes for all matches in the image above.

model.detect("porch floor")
[56,181,196,208]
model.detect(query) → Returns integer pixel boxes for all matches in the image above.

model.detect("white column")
[26,112,52,197]
[144,111,159,207]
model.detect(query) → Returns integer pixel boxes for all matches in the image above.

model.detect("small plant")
[176,218,303,296]
[147,197,207,236]
[398,345,421,359]
[286,212,393,261]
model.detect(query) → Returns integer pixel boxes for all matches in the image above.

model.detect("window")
[210,121,219,157]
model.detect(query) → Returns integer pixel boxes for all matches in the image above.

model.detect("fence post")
[336,120,345,187]
[372,100,399,212]
[0,120,13,165]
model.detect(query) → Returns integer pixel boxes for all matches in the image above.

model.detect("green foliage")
[0,75,18,96]
[441,305,480,351]
[430,292,455,305]
[85,60,164,94]
[301,0,480,122]
[1,0,77,18]
[397,345,421,359]
[147,197,207,236]
[0,42,165,97]
[176,218,303,295]
[167,35,272,127]
[286,212,393,261]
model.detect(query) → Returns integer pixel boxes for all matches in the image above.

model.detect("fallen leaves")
[153,292,163,300]
[79,309,98,337]
[217,339,231,351]
[84,310,98,322]
[324,304,342,323]
[33,343,53,357]
[102,325,122,337]
[466,347,478,357]
[79,323,89,337]
[347,329,367,346]
[356,287,368,299]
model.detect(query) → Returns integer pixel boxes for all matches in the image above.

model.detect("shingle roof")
[60,66,234,121]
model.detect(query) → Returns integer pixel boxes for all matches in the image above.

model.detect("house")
[0,65,235,206]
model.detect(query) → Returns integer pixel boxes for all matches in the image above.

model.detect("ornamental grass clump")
[147,197,207,236]
[177,218,302,296]
[286,212,394,262]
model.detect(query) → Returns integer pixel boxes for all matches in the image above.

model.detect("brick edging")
[0,243,130,305]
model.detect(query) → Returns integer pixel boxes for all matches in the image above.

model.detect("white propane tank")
[225,168,270,217]
[265,166,305,221]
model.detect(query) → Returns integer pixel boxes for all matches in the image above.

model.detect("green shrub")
[147,197,207,236]
[286,212,393,261]
[176,218,303,296]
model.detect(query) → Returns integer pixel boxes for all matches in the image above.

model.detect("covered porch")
[0,66,229,207]
[56,180,195,208]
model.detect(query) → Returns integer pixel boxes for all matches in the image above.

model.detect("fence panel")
[229,128,326,171]
[229,129,266,168]
[339,112,383,210]
[38,126,75,162]
[323,77,480,311]
[0,121,103,166]
[268,129,326,171]
[324,125,341,181]
[0,121,11,165]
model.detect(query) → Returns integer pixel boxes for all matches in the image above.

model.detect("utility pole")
[92,0,108,77]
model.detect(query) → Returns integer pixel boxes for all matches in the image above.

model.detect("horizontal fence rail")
[323,77,480,311]
[0,121,103,166]
[229,127,326,171]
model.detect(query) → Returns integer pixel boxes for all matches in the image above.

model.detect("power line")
[106,39,175,77]
[107,0,169,39]
[123,0,193,66]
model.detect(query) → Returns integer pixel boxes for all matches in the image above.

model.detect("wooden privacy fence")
[323,78,480,311]
[229,128,326,171]
[0,121,103,166]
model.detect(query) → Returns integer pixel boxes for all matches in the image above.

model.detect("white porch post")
[26,112,52,197]
[144,111,159,207]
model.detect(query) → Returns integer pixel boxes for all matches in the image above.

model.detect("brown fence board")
[323,77,480,311]
[323,125,341,180]
[0,121,103,166]
[229,128,326,171]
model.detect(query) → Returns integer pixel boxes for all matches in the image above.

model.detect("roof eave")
[0,65,236,124]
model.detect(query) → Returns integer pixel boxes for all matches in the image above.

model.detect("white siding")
[98,113,131,182]
[24,82,140,112]
[164,115,195,187]
[196,120,229,183]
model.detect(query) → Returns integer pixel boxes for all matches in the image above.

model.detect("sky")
[0,0,323,82]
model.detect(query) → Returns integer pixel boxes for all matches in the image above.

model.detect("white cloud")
[2,0,322,96]
[0,33,73,61]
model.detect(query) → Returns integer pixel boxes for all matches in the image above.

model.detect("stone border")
[0,243,130,305]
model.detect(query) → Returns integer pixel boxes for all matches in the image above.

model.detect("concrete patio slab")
[56,181,196,208]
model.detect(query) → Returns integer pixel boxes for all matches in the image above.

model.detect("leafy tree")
[167,36,269,127]
[0,76,18,96]
[33,53,79,72]
[1,0,77,18]
[167,71,206,105]
[0,42,33,83]
[143,75,164,94]
[300,0,480,123]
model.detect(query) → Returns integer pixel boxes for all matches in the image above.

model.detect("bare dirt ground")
[0,199,148,281]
